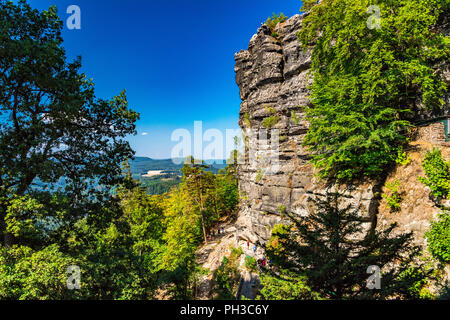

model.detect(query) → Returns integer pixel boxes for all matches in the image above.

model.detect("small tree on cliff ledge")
[266,192,433,300]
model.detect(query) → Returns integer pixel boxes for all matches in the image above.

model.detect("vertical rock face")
[216,13,449,300]
[234,14,379,246]
[234,14,449,249]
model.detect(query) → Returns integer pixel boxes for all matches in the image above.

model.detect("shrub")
[277,205,287,214]
[257,271,322,300]
[213,247,243,300]
[298,0,449,182]
[425,212,450,263]
[244,112,251,128]
[255,169,264,182]
[418,148,450,201]
[261,116,279,129]
[382,180,403,212]
[266,13,287,32]
[396,149,412,166]
[397,265,436,300]
[245,256,257,272]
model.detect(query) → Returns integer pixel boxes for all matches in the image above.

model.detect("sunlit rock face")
[226,13,450,300]
[234,14,449,248]
[234,14,379,246]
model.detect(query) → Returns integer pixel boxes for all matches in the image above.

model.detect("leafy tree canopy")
[0,0,139,247]
[298,0,449,181]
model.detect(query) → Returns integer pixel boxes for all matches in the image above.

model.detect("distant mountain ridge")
[130,157,227,175]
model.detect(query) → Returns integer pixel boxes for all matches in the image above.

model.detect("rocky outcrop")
[231,13,449,298]
[234,14,380,247]
[197,13,449,300]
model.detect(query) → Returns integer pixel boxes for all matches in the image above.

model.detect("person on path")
[253,244,257,253]
[247,240,250,248]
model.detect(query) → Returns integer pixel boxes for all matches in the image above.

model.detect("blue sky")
[29,0,303,158]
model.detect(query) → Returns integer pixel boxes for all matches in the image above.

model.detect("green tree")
[257,271,321,300]
[266,13,288,32]
[0,0,139,247]
[418,148,450,201]
[213,247,243,300]
[0,244,80,300]
[425,212,450,263]
[158,187,203,299]
[266,192,432,299]
[298,0,449,181]
[181,157,217,244]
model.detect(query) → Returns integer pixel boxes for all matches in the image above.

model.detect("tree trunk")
[196,175,208,244]
[0,200,13,247]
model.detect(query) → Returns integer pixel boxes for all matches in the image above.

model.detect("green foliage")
[266,224,291,264]
[396,149,412,166]
[277,205,287,214]
[244,112,251,128]
[0,0,242,300]
[261,115,279,129]
[245,256,257,272]
[255,169,264,182]
[265,192,433,300]
[0,0,138,248]
[290,110,300,125]
[418,148,450,201]
[298,0,449,181]
[397,259,438,300]
[382,180,403,212]
[425,212,450,263]
[139,175,181,195]
[266,13,287,32]
[213,247,243,300]
[257,271,322,300]
[0,244,80,300]
[261,107,280,129]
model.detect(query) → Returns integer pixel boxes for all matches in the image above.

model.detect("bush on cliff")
[425,212,450,263]
[419,148,450,201]
[298,0,449,182]
[266,13,287,32]
[264,192,433,300]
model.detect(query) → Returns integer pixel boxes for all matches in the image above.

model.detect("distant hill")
[130,157,227,175]
[31,157,227,195]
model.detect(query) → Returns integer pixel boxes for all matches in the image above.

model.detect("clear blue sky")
[29,0,303,158]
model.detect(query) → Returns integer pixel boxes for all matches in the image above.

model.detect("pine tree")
[266,192,433,299]
[181,157,215,244]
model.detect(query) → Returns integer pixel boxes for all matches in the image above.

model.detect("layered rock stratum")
[197,13,449,300]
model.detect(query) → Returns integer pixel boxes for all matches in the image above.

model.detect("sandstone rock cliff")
[198,13,449,300]
[234,14,380,248]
